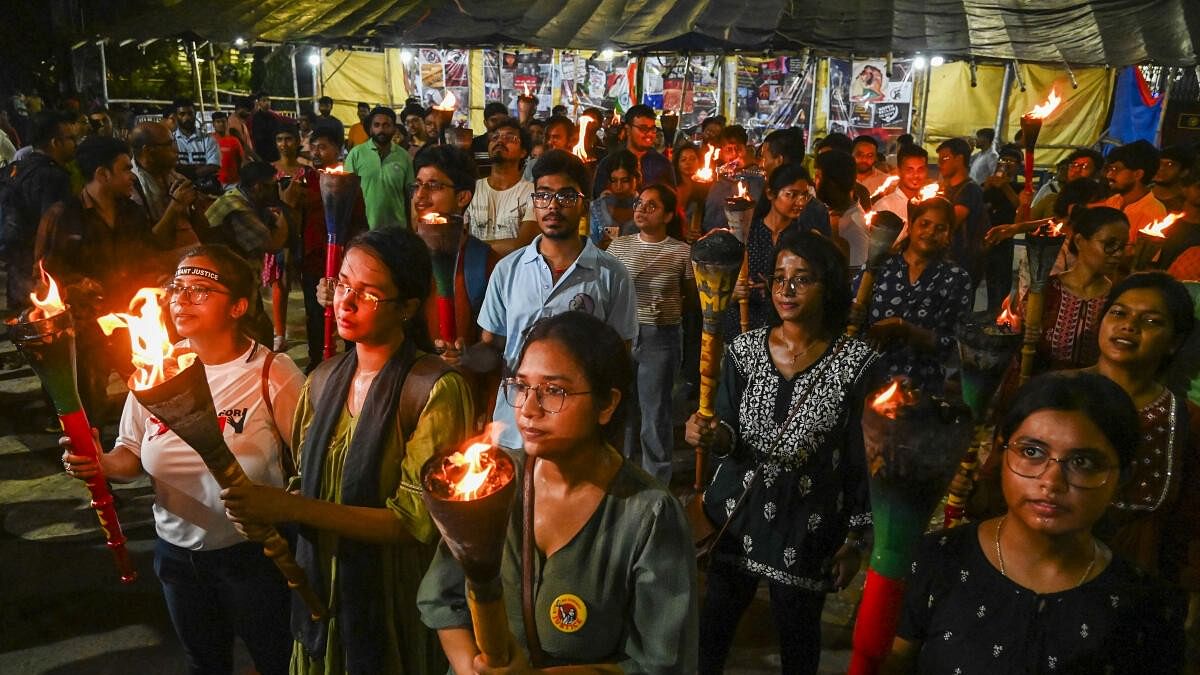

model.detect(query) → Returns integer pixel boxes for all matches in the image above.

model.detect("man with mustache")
[466,116,538,255]
[445,149,636,451]
[1103,140,1167,233]
[343,106,412,229]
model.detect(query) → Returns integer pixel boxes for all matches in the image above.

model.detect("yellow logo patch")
[549,593,587,633]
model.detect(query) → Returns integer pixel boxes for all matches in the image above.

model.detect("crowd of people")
[4,84,1199,674]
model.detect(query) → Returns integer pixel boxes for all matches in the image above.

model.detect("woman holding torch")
[686,230,878,675]
[221,227,475,675]
[418,311,698,673]
[861,197,973,394]
[62,245,304,675]
[884,372,1184,674]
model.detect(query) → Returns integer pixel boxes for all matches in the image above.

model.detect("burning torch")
[422,442,518,667]
[319,165,359,360]
[432,90,458,145]
[99,289,326,619]
[1018,221,1067,386]
[7,266,137,583]
[418,212,464,344]
[1017,89,1062,222]
[571,116,595,237]
[688,146,720,241]
[690,230,745,490]
[943,309,1022,528]
[517,83,537,125]
[847,211,904,336]
[1133,213,1181,270]
[725,180,755,334]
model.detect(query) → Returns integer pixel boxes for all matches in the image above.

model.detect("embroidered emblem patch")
[549,594,587,633]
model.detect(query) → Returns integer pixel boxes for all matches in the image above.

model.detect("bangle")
[711,419,738,459]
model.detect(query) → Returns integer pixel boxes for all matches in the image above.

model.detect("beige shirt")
[1107,190,1168,234]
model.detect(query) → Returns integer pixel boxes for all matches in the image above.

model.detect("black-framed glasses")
[502,378,591,413]
[770,274,820,294]
[1092,237,1127,255]
[629,123,657,134]
[1003,443,1116,489]
[531,190,584,208]
[333,282,399,311]
[165,283,229,305]
[409,180,452,194]
[632,199,659,213]
[490,131,521,144]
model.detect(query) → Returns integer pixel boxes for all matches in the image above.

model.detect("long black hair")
[765,228,851,332]
[345,227,436,353]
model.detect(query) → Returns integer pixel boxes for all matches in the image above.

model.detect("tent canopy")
[96,0,1199,66]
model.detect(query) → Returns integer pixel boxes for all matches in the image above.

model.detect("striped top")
[607,234,693,326]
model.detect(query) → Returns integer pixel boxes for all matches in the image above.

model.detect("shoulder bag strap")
[259,349,297,478]
[521,455,547,667]
[396,354,453,441]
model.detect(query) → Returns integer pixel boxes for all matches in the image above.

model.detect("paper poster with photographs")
[481,49,501,105]
[829,57,913,142]
[643,55,720,130]
[735,55,815,144]
[501,48,554,117]
[559,51,637,116]
[407,48,470,122]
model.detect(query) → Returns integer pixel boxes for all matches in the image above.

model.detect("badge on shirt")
[549,594,587,633]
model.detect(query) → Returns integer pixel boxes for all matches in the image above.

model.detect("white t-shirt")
[467,178,534,241]
[838,203,870,269]
[118,344,305,550]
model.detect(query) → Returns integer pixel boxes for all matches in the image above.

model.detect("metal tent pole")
[994,62,1015,143]
[190,41,205,115]
[97,40,109,103]
[209,43,220,111]
[291,46,302,115]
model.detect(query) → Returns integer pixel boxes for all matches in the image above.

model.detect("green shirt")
[289,370,474,675]
[343,140,412,230]
[417,451,698,673]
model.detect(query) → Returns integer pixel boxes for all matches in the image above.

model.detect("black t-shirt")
[898,522,1184,674]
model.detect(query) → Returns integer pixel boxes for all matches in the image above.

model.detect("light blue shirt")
[478,235,638,448]
[173,128,219,166]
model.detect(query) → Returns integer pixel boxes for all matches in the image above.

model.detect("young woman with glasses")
[884,372,1185,674]
[686,230,879,674]
[62,245,305,675]
[419,311,697,673]
[860,197,973,394]
[220,227,474,675]
[606,184,696,486]
[589,148,642,247]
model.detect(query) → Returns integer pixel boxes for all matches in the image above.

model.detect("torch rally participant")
[872,144,931,228]
[443,149,636,454]
[418,311,698,673]
[62,246,304,675]
[466,116,538,256]
[221,226,474,675]
[35,135,176,419]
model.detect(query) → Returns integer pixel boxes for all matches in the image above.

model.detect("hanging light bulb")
[930,56,945,67]
[913,55,927,70]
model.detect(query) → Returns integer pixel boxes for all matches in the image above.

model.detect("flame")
[870,379,918,419]
[1025,88,1062,120]
[1032,219,1064,237]
[98,288,197,390]
[864,211,876,226]
[421,212,449,225]
[692,145,720,183]
[521,82,531,98]
[322,164,348,174]
[28,261,66,320]
[871,380,901,409]
[870,175,899,200]
[572,115,593,161]
[1139,212,1182,239]
[995,296,1022,332]
[913,182,941,202]
[433,90,457,111]
[448,442,495,500]
[734,180,748,200]
[611,112,621,125]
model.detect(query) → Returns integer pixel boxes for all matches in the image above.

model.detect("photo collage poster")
[735,55,816,145]
[501,48,555,117]
[408,48,471,123]
[827,57,913,145]
[642,55,721,131]
[558,51,638,116]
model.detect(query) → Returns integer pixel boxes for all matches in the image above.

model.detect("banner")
[734,55,815,144]
[828,57,913,144]
[643,55,721,131]
[559,51,637,115]
[502,48,554,117]
[404,48,470,122]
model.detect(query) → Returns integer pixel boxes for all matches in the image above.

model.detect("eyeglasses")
[1092,237,1127,255]
[531,190,584,208]
[333,282,399,311]
[1069,161,1093,171]
[630,123,657,134]
[770,274,820,294]
[409,180,452,194]
[632,199,659,213]
[165,283,229,305]
[1004,443,1115,489]
[491,131,521,144]
[502,378,592,413]
[777,188,812,204]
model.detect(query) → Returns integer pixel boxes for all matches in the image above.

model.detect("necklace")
[774,331,823,366]
[995,516,1098,587]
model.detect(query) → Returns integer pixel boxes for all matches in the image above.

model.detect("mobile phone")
[604,226,621,240]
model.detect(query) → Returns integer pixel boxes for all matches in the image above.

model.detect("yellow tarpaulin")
[319,49,408,127]
[924,62,1114,168]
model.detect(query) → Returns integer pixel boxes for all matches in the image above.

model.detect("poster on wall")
[407,48,471,122]
[502,48,554,116]
[735,55,815,144]
[482,49,501,105]
[828,57,913,143]
[644,55,721,130]
[559,51,637,116]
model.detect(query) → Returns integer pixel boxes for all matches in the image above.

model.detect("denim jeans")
[624,323,681,486]
[153,539,292,675]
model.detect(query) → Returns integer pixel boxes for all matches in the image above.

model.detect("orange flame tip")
[995,296,1022,332]
[691,145,720,183]
[28,260,66,320]
[1139,212,1182,239]
[915,183,941,202]
[322,164,348,174]
[421,212,448,224]
[572,116,593,161]
[98,288,197,390]
[870,175,899,199]
[1025,88,1062,120]
[434,90,457,111]
[449,442,495,500]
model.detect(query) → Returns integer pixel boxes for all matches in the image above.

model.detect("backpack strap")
[260,349,297,479]
[463,236,490,317]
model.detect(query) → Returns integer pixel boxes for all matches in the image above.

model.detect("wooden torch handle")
[1018,289,1047,387]
[468,576,512,668]
[847,270,876,337]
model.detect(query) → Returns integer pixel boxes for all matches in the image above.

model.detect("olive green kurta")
[417,451,698,674]
[290,371,473,675]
